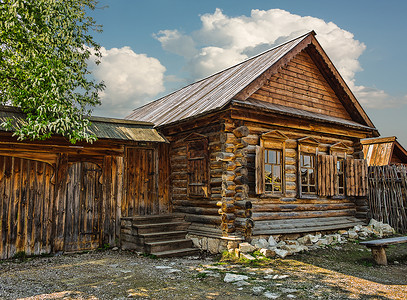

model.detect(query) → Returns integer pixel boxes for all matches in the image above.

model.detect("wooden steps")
[120,214,199,257]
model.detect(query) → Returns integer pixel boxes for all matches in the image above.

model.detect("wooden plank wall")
[122,146,170,217]
[0,156,54,259]
[0,155,126,259]
[249,50,353,121]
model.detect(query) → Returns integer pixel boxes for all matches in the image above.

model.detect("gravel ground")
[1,244,406,300]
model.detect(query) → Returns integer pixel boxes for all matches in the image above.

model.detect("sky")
[88,0,407,146]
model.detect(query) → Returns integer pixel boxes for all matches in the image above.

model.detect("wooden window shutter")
[255,146,265,194]
[317,154,337,197]
[345,158,368,196]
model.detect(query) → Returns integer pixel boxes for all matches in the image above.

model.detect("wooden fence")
[368,165,407,233]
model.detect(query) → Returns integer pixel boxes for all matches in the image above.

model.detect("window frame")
[183,133,210,198]
[329,142,351,198]
[264,148,284,194]
[255,130,287,196]
[297,137,319,199]
[300,152,317,195]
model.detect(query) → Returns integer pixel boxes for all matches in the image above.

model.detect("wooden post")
[370,246,387,265]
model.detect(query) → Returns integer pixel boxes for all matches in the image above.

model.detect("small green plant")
[141,253,157,259]
[220,250,238,262]
[13,251,27,261]
[195,272,208,279]
[97,243,111,251]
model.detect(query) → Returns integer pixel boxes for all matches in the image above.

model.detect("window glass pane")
[273,182,281,192]
[265,183,272,191]
[339,175,344,188]
[302,155,311,167]
[273,165,281,183]
[309,169,315,185]
[276,151,281,164]
[268,150,277,164]
[301,168,308,184]
[310,186,316,193]
[302,185,308,193]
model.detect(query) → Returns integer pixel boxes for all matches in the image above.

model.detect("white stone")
[224,273,249,283]
[252,286,266,295]
[190,237,201,248]
[281,244,308,254]
[268,235,278,246]
[348,230,358,239]
[276,241,286,247]
[240,253,256,260]
[297,235,313,245]
[239,242,256,253]
[260,248,276,258]
[233,280,250,286]
[274,248,289,258]
[309,234,320,243]
[254,238,269,249]
[207,238,221,254]
[353,225,363,232]
[264,292,280,299]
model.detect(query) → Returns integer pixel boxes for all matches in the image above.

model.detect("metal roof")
[0,106,166,143]
[232,99,376,131]
[126,32,314,126]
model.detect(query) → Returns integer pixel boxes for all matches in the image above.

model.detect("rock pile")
[233,219,395,259]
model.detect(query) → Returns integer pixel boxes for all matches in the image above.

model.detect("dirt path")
[0,246,406,299]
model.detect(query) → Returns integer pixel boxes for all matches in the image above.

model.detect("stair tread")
[133,221,188,228]
[140,230,187,237]
[123,213,185,220]
[151,248,199,257]
[146,238,191,246]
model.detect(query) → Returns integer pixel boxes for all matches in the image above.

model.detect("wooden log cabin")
[0,106,169,259]
[127,31,379,245]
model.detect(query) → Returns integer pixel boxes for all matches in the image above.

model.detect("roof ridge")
[126,31,315,116]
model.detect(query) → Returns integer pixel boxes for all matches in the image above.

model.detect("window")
[264,149,282,193]
[336,157,345,196]
[255,130,287,195]
[300,153,316,194]
[298,137,319,197]
[184,134,209,198]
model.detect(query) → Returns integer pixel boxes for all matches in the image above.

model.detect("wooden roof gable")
[127,31,376,131]
[362,136,407,165]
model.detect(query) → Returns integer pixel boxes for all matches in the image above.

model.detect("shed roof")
[0,106,166,143]
[362,136,407,166]
[127,31,376,133]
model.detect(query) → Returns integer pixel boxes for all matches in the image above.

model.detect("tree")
[0,0,105,143]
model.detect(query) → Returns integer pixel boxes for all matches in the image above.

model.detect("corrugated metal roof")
[126,32,314,126]
[0,106,166,143]
[232,99,376,131]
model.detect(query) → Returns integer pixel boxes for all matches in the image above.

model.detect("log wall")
[0,139,169,259]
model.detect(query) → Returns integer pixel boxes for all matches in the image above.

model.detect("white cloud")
[155,8,405,109]
[349,81,407,109]
[90,46,166,118]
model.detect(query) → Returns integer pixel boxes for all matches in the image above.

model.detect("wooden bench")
[360,236,407,265]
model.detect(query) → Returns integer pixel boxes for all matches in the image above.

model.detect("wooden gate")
[64,162,102,252]
[0,156,54,259]
[123,147,159,216]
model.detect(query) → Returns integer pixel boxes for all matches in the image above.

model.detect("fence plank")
[368,165,407,233]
